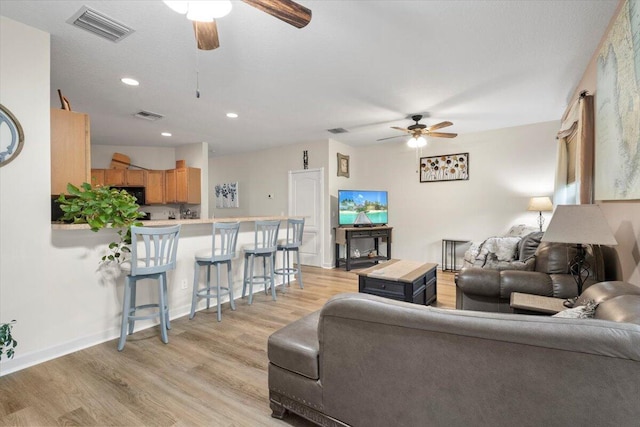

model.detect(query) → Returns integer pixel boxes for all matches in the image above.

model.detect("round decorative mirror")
[0,104,25,167]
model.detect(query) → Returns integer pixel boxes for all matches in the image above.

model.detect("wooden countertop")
[51,216,294,230]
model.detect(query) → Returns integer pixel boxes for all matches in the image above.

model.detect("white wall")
[209,140,328,218]
[345,121,559,265]
[91,144,176,170]
[208,123,558,268]
[0,16,53,372]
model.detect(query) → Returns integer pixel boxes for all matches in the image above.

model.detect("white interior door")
[288,168,324,267]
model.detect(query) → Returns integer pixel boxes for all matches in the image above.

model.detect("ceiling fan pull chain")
[195,50,201,98]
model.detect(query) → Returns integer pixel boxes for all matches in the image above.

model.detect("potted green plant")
[0,320,17,360]
[57,182,144,263]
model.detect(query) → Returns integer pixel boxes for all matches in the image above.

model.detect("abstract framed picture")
[214,182,239,208]
[419,153,469,183]
[594,0,640,200]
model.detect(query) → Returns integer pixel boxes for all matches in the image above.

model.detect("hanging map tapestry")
[595,0,640,200]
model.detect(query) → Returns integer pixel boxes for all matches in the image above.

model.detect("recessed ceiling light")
[121,77,139,86]
[226,112,238,118]
[161,132,172,137]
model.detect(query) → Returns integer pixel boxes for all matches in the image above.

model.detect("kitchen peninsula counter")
[51,216,294,230]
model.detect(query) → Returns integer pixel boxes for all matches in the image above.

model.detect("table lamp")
[528,196,553,231]
[541,205,617,301]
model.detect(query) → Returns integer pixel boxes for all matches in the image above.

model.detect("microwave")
[112,186,146,206]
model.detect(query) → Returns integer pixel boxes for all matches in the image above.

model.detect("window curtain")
[554,93,594,205]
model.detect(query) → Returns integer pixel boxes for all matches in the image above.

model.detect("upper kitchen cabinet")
[166,167,201,204]
[51,109,91,195]
[146,170,165,204]
[91,169,105,187]
[102,168,146,186]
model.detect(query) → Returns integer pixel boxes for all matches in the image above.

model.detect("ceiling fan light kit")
[379,114,458,144]
[165,0,312,51]
[164,1,232,21]
[407,136,427,148]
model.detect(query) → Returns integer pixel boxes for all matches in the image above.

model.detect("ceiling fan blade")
[377,135,405,141]
[391,126,409,132]
[241,0,312,28]
[428,132,458,138]
[193,20,220,50]
[427,121,453,131]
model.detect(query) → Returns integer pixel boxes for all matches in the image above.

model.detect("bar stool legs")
[190,222,240,322]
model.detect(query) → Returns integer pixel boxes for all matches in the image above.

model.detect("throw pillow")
[476,236,521,265]
[483,254,536,271]
[505,224,539,237]
[552,299,599,319]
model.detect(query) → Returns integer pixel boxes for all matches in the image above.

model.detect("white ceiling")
[1,0,618,156]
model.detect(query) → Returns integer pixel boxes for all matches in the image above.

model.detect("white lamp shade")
[541,205,617,246]
[528,196,553,212]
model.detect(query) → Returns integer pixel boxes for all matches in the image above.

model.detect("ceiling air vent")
[67,6,134,43]
[327,128,349,134]
[133,110,164,121]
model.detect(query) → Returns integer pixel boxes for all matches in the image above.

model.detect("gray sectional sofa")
[268,284,640,427]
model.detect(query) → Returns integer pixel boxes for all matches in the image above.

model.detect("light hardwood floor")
[0,267,456,426]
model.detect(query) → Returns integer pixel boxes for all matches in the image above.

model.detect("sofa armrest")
[456,267,500,297]
[501,270,553,297]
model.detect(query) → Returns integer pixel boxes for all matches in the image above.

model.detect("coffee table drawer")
[361,277,405,297]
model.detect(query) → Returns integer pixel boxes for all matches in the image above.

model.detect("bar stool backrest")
[253,220,280,253]
[211,222,240,262]
[283,218,305,248]
[130,225,181,276]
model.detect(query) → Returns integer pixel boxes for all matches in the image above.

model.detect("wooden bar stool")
[275,218,305,289]
[242,220,280,305]
[118,224,181,351]
[190,222,240,321]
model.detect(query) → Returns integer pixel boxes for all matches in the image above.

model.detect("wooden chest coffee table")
[357,259,438,305]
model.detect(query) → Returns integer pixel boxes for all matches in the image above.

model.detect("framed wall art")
[337,153,349,177]
[420,153,469,183]
[214,182,239,208]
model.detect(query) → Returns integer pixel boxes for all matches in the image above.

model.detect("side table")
[510,292,566,315]
[441,239,469,272]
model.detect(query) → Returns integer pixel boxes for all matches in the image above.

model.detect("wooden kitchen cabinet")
[91,169,105,187]
[165,169,177,203]
[51,109,91,195]
[100,168,146,186]
[125,169,146,186]
[146,170,165,204]
[165,167,201,204]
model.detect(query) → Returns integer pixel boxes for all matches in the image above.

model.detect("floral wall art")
[420,153,469,183]
[214,182,239,208]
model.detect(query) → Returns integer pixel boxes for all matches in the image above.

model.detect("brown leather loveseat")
[268,286,640,426]
[455,242,619,312]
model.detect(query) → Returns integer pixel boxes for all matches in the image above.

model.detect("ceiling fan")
[164,0,312,51]
[378,115,457,147]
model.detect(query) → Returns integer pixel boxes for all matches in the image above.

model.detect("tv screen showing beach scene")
[338,190,388,226]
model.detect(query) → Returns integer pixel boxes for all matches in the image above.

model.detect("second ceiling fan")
[165,0,312,50]
[378,115,457,147]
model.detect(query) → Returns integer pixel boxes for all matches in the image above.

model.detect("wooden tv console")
[334,226,392,271]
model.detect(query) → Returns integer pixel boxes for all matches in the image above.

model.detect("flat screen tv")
[338,190,388,226]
